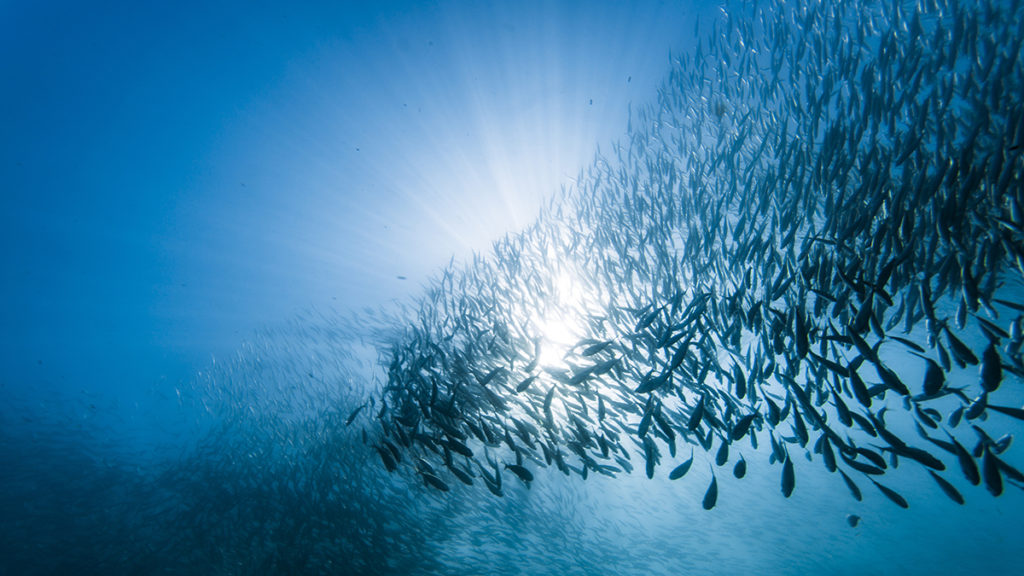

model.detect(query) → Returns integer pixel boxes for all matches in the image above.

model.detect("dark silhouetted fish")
[366,0,1024,518]
[669,450,695,481]
[703,472,718,511]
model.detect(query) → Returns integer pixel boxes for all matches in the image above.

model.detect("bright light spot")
[531,267,590,367]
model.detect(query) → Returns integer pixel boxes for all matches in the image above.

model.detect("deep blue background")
[1,0,707,406]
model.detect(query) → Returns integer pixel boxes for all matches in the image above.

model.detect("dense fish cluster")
[370,0,1024,510]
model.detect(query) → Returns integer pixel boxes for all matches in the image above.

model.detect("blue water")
[2,0,1023,574]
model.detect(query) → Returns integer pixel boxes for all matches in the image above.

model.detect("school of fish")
[5,0,1024,573]
[364,0,1024,511]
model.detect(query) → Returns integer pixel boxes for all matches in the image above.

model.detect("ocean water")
[2,0,1023,574]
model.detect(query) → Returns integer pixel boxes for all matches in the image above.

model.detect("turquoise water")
[2,0,1023,574]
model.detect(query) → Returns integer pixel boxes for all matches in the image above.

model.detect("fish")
[921,357,945,397]
[966,393,988,420]
[849,368,872,408]
[516,375,539,393]
[581,340,614,357]
[983,447,1004,497]
[820,435,837,473]
[947,433,981,486]
[795,309,809,359]
[669,450,695,480]
[716,438,730,466]
[734,455,747,479]
[505,464,534,484]
[376,444,397,472]
[928,471,965,505]
[703,471,718,511]
[987,404,1024,422]
[366,0,1024,519]
[445,437,474,459]
[449,465,475,486]
[870,478,909,509]
[980,343,1003,392]
[731,413,757,442]
[945,326,980,367]
[839,469,863,502]
[687,394,706,432]
[345,403,367,426]
[422,472,450,492]
[781,453,795,498]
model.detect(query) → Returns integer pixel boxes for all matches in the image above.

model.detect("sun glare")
[532,268,590,367]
